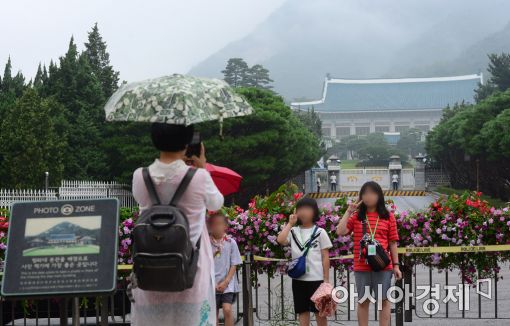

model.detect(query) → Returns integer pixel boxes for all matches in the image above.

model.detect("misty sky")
[0,0,285,83]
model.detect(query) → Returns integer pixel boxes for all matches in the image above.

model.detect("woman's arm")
[277,213,297,245]
[192,143,224,211]
[336,199,361,236]
[321,248,330,283]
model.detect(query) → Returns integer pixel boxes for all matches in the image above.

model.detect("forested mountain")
[190,0,510,100]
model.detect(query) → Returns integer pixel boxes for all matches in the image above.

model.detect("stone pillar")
[350,124,356,135]
[304,169,312,194]
[370,121,376,133]
[414,154,426,191]
[390,121,396,132]
[330,122,337,139]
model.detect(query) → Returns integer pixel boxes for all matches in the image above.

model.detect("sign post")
[1,199,119,325]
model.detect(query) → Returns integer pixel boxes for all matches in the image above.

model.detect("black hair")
[295,197,320,225]
[357,181,390,220]
[150,123,194,152]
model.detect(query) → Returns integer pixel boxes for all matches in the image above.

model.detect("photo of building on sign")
[23,216,101,257]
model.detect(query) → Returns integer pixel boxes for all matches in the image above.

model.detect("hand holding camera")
[185,132,206,169]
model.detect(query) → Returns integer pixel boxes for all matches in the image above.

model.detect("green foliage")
[435,186,508,208]
[0,89,66,188]
[48,38,108,180]
[221,58,250,88]
[475,53,510,102]
[293,107,322,140]
[199,87,321,204]
[426,89,510,200]
[222,58,273,89]
[396,128,425,157]
[246,64,273,89]
[101,122,156,183]
[0,24,123,187]
[84,23,119,97]
[336,133,407,165]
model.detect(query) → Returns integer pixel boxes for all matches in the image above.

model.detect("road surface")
[317,194,437,213]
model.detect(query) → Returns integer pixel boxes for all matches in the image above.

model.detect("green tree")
[344,135,368,160]
[293,107,322,139]
[475,53,510,102]
[199,87,321,204]
[397,128,425,158]
[0,57,25,97]
[247,64,273,89]
[487,53,510,92]
[84,23,119,97]
[1,57,12,93]
[101,122,156,183]
[48,37,107,179]
[222,58,249,88]
[0,89,66,188]
[427,90,510,200]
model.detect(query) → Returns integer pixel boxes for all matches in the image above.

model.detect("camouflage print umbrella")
[104,74,253,130]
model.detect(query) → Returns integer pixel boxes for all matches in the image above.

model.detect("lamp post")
[44,171,49,192]
[476,159,480,192]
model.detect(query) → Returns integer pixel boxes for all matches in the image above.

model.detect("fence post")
[395,255,404,326]
[242,252,254,326]
[403,261,413,322]
[59,298,68,326]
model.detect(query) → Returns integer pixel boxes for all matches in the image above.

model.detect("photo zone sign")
[1,199,119,297]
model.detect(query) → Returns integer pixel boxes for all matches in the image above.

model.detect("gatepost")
[242,252,254,326]
[414,154,426,191]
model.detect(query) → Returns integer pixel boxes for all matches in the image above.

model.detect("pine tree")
[84,23,119,97]
[222,58,249,87]
[1,56,13,93]
[33,63,44,90]
[46,36,107,180]
[247,64,273,89]
[0,89,66,188]
[487,53,510,92]
[476,52,510,102]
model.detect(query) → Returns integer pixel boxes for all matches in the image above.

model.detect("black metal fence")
[1,254,509,325]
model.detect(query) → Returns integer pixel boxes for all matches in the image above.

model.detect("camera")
[185,131,202,158]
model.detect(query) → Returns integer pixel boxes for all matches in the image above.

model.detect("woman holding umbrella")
[104,74,254,325]
[130,123,224,325]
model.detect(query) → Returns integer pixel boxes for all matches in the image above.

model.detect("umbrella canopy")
[206,163,242,196]
[310,282,336,317]
[104,74,253,126]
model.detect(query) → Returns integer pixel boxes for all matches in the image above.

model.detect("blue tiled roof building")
[291,74,482,143]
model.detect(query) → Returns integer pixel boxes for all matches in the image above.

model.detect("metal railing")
[2,251,509,325]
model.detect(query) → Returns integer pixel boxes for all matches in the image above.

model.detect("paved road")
[317,194,437,213]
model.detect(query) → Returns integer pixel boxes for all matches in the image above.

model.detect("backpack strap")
[360,214,367,261]
[303,226,319,257]
[362,214,367,235]
[169,167,197,206]
[142,167,161,205]
[290,229,304,251]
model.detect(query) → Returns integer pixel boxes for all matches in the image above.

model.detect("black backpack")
[132,167,199,292]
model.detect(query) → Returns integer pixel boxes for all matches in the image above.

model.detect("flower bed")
[397,191,510,283]
[1,187,509,285]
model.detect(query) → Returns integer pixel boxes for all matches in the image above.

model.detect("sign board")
[1,199,119,297]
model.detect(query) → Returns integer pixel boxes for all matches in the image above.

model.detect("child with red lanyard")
[336,181,402,326]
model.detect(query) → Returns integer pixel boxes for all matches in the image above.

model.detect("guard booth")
[326,155,341,192]
[389,155,402,190]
